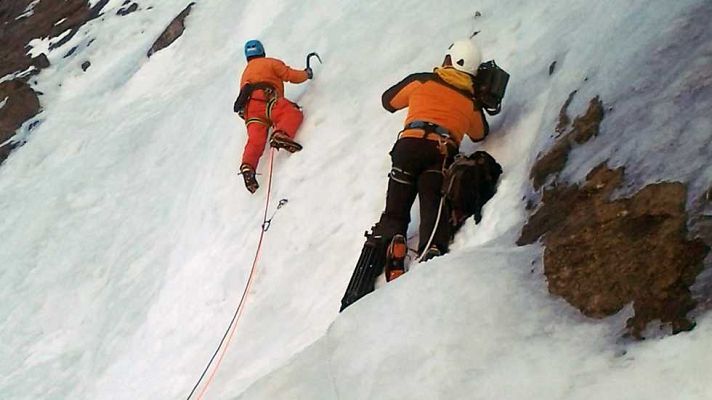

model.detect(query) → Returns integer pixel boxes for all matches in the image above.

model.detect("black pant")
[373,137,455,253]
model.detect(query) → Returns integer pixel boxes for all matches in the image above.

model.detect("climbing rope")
[414,154,450,263]
[414,196,446,263]
[186,148,278,400]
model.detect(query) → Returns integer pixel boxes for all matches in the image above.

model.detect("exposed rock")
[81,61,91,72]
[117,3,139,16]
[31,54,50,70]
[0,0,100,76]
[64,46,80,58]
[689,186,712,311]
[0,80,40,164]
[530,93,602,190]
[548,61,557,76]
[50,0,110,50]
[520,95,710,339]
[520,163,708,338]
[147,3,195,58]
[0,0,108,164]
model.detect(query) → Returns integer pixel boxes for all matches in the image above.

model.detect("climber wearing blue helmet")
[233,39,314,193]
[244,39,265,59]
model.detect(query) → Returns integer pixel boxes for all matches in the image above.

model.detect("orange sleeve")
[466,108,489,142]
[381,73,432,113]
[272,59,308,84]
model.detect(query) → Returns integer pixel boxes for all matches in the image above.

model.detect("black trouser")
[373,137,456,254]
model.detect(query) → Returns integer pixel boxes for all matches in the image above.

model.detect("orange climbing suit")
[239,57,309,169]
[382,68,488,146]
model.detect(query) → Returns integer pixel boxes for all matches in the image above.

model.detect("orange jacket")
[240,57,308,98]
[382,72,488,145]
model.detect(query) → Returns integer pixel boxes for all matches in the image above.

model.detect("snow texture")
[0,0,710,399]
[15,0,40,21]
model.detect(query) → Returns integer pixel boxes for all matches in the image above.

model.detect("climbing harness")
[399,120,457,155]
[404,120,451,138]
[239,83,278,127]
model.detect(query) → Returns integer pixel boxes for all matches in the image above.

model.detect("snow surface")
[15,0,40,21]
[0,0,711,399]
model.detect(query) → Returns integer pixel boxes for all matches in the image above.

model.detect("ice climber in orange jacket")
[372,39,489,281]
[233,40,312,193]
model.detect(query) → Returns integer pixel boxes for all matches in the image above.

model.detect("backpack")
[473,60,510,116]
[443,151,503,233]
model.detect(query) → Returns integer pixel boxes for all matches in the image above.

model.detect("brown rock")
[31,54,50,70]
[0,0,108,164]
[522,163,708,338]
[147,3,195,58]
[117,3,139,16]
[0,0,97,76]
[689,186,712,311]
[555,90,576,135]
[520,95,710,339]
[530,95,603,190]
[0,79,41,164]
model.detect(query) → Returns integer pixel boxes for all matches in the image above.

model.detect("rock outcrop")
[0,80,40,160]
[519,94,710,338]
[0,0,107,165]
[147,3,195,58]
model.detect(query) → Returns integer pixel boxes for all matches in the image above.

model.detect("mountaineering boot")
[240,163,259,193]
[421,245,441,262]
[385,234,407,282]
[269,130,303,153]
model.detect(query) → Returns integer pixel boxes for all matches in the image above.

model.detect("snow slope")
[0,0,710,399]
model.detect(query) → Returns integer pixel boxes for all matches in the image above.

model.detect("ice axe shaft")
[306,52,322,69]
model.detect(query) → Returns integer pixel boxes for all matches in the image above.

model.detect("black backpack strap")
[234,83,255,116]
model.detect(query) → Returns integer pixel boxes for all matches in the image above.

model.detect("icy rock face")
[690,186,712,311]
[528,95,603,190]
[147,3,195,58]
[0,80,40,161]
[520,95,710,338]
[1,0,82,77]
[117,2,139,17]
[0,0,107,164]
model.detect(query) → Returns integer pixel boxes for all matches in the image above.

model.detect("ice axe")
[306,52,322,70]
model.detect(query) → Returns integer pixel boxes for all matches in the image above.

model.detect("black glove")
[305,67,313,79]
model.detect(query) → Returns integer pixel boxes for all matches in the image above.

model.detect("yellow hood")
[434,67,474,94]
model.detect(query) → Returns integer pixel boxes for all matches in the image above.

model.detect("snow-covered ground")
[1,0,710,399]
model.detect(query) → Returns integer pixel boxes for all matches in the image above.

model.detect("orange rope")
[187,148,276,400]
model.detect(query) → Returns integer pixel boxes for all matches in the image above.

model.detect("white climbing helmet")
[445,39,482,76]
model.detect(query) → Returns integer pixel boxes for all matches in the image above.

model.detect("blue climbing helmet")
[244,40,265,59]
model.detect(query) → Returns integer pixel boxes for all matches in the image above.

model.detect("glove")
[304,67,313,79]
